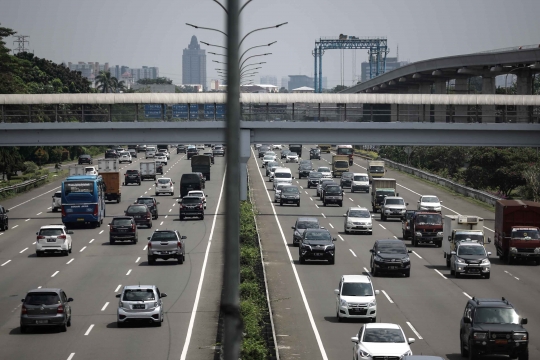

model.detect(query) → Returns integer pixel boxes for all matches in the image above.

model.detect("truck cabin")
[509,228,540,240]
[369,165,384,174]
[375,189,396,205]
[415,213,442,226]
[453,231,486,244]
[334,160,349,169]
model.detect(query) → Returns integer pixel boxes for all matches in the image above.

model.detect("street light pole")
[239,41,276,64]
[239,22,288,47]
[240,53,272,72]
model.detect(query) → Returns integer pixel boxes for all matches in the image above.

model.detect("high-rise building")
[260,75,278,86]
[288,75,314,91]
[210,79,220,91]
[67,62,158,84]
[281,76,289,89]
[182,36,207,90]
[360,57,409,82]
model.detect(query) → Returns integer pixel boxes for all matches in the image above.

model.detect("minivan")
[145,146,157,159]
[273,168,293,189]
[180,173,203,197]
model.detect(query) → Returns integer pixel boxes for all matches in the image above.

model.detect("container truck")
[494,200,540,265]
[69,165,97,176]
[370,178,397,213]
[318,144,331,153]
[98,159,121,203]
[367,160,385,183]
[332,155,350,178]
[140,161,157,181]
[442,215,487,266]
[191,155,211,181]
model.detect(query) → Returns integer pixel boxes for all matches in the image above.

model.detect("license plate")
[133,305,145,309]
[77,218,84,221]
[495,339,508,345]
[388,266,397,269]
[36,320,48,324]
[314,253,323,256]
[47,239,56,242]
[287,201,294,203]
[118,229,126,232]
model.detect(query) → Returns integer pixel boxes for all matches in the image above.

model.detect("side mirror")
[417,200,420,203]
[124,211,127,214]
[115,294,121,298]
[487,237,492,243]
[451,251,456,255]
[181,236,187,239]
[521,318,528,325]
[147,237,151,240]
[161,293,168,298]
[407,250,412,253]
[67,297,74,302]
[440,201,443,203]
[408,338,415,345]
[351,336,359,343]
[332,238,337,242]
[173,182,176,184]
[396,193,399,196]
[52,196,55,198]
[487,252,492,256]
[157,202,160,205]
[5,209,8,213]
[334,289,340,295]
[291,226,295,230]
[21,299,25,302]
[463,317,471,324]
[448,236,452,241]
[369,249,374,253]
[343,214,346,217]
[36,232,39,235]
[67,231,74,235]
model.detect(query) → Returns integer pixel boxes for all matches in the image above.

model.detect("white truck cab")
[443,214,489,267]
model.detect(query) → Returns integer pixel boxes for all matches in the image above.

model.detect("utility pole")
[13,35,30,54]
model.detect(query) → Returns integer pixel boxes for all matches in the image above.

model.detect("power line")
[13,35,30,54]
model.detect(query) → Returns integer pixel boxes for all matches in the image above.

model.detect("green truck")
[191,155,211,181]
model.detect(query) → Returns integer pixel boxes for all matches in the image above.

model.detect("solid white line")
[180,167,227,360]
[51,271,59,277]
[363,267,371,276]
[463,292,472,299]
[136,257,140,262]
[67,353,75,360]
[412,251,422,259]
[349,249,357,257]
[84,324,94,336]
[406,321,423,340]
[20,247,28,253]
[321,213,326,218]
[379,224,386,230]
[89,239,94,243]
[1,260,11,266]
[434,269,447,279]
[338,235,344,241]
[114,284,122,292]
[329,223,334,229]
[66,259,74,264]
[36,212,42,215]
[126,269,132,275]
[8,186,59,210]
[381,290,394,304]
[250,148,329,360]
[143,245,148,250]
[79,246,87,252]
[99,230,104,234]
[12,225,18,229]
[25,218,31,222]
[101,302,109,311]
[349,198,353,201]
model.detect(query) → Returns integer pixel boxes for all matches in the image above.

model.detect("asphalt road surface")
[249,145,540,360]
[0,149,225,360]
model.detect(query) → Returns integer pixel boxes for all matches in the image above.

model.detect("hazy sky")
[2,0,539,88]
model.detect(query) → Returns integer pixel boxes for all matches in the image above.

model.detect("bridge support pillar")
[391,103,398,122]
[419,83,432,122]
[454,78,469,123]
[516,69,533,123]
[408,85,420,122]
[482,76,496,123]
[240,129,251,201]
[434,81,447,122]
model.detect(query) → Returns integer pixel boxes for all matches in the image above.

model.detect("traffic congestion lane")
[0,148,226,360]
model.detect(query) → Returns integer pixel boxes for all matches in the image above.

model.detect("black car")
[105,149,118,159]
[213,145,225,157]
[307,171,323,189]
[320,181,338,200]
[266,161,280,176]
[187,147,198,160]
[78,154,93,165]
[0,205,9,231]
[401,210,416,240]
[137,144,147,153]
[135,197,159,220]
[322,185,343,207]
[177,145,186,154]
[109,216,138,244]
[179,196,205,220]
[370,239,412,277]
[298,164,313,179]
[291,217,320,246]
[125,204,152,228]
[281,150,291,159]
[258,146,270,158]
[180,173,204,197]
[124,169,141,185]
[460,297,528,360]
[280,185,301,207]
[203,152,215,164]
[299,228,336,264]
[156,162,164,175]
[340,172,354,188]
[309,148,321,160]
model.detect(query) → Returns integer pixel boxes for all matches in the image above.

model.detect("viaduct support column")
[454,78,469,123]
[408,85,420,122]
[516,69,533,123]
[419,83,432,122]
[391,100,398,122]
[481,76,496,123]
[434,80,447,122]
[240,129,251,201]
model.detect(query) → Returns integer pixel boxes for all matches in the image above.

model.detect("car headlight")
[119,301,126,309]
[419,206,428,210]
[402,257,410,263]
[473,332,487,340]
[481,258,490,265]
[513,333,528,341]
[340,299,347,306]
[347,221,354,226]
[415,232,422,237]
[437,232,443,236]
[325,244,335,251]
[374,255,382,262]
[406,225,410,229]
[302,244,311,250]
[456,257,466,264]
[510,247,518,253]
[401,350,413,358]
[535,248,540,254]
[359,349,371,358]
[368,300,376,307]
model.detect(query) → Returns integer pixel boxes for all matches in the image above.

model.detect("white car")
[36,225,73,256]
[118,151,132,164]
[155,177,174,196]
[146,146,157,158]
[197,144,205,150]
[272,144,283,150]
[274,184,287,203]
[450,242,491,279]
[352,323,414,359]
[155,154,167,165]
[335,275,379,322]
[268,165,281,182]
[351,173,370,193]
[417,195,442,212]
[158,150,170,160]
[286,152,299,163]
[51,190,62,212]
[85,166,98,175]
[187,190,208,209]
[317,166,332,178]
[344,207,373,234]
[262,155,277,168]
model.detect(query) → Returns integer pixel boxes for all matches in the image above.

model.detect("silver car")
[20,288,73,333]
[147,230,186,264]
[381,196,408,221]
[116,285,167,327]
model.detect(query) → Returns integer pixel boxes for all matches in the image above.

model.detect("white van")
[51,191,62,212]
[273,168,293,189]
[146,146,157,159]
[351,172,370,193]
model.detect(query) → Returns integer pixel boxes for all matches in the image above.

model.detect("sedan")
[78,154,93,165]
[125,204,153,228]
[317,166,332,178]
[262,155,277,167]
[417,195,442,212]
[286,152,299,163]
[352,323,414,359]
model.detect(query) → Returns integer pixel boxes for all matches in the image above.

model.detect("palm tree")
[114,80,127,93]
[95,71,116,93]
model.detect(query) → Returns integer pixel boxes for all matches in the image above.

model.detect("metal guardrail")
[0,175,49,194]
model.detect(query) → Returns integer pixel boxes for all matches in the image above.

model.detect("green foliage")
[23,161,38,174]
[520,162,540,202]
[332,85,349,93]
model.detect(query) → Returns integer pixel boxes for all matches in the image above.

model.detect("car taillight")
[177,241,182,248]
[21,305,27,314]
[61,206,66,217]
[132,223,136,232]
[57,235,66,240]
[199,204,203,209]
[93,205,98,217]
[147,242,152,249]
[146,213,151,219]
[37,235,45,240]
[57,304,64,314]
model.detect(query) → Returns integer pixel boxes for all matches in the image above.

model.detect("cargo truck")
[370,178,397,213]
[140,161,157,181]
[191,155,211,181]
[336,145,354,165]
[98,159,121,203]
[318,144,331,153]
[494,200,540,265]
[443,214,487,267]
[332,155,350,178]
[69,165,97,176]
[367,160,385,183]
[288,144,302,158]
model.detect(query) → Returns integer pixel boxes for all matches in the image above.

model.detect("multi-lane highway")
[0,149,225,360]
[250,145,540,360]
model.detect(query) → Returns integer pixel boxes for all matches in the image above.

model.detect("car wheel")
[110,238,115,245]
[280,201,283,206]
[446,256,451,268]
[69,245,72,254]
[147,256,155,265]
[67,316,71,327]
[455,271,460,279]
[484,273,491,279]
[351,189,354,193]
[323,202,326,206]
[468,341,476,360]
[336,309,342,322]
[20,325,27,333]
[60,322,67,332]
[404,270,410,277]
[148,222,152,229]
[180,215,184,221]
[345,229,349,234]
[132,238,137,244]
[200,214,205,220]
[518,348,529,360]
[329,257,335,265]
[63,250,69,256]
[297,202,300,207]
[178,255,184,264]
[412,236,417,247]
[36,251,42,257]
[155,319,162,327]
[299,256,305,264]
[339,202,343,207]
[371,266,377,277]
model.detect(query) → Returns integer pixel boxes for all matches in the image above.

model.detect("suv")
[109,216,138,244]
[381,196,408,221]
[78,154,93,165]
[179,196,205,220]
[369,239,412,277]
[307,171,323,189]
[116,285,167,327]
[340,172,353,188]
[36,225,74,256]
[105,149,118,159]
[335,275,379,322]
[317,179,335,197]
[213,145,225,156]
[125,204,152,228]
[135,197,159,219]
[177,145,186,154]
[279,185,301,207]
[322,184,343,207]
[460,297,529,360]
[187,147,198,160]
[310,148,321,160]
[450,242,491,279]
[51,191,62,212]
[299,229,336,264]
[155,177,175,196]
[20,288,73,333]
[291,217,320,246]
[343,207,372,234]
[298,163,313,179]
[124,170,141,185]
[147,230,187,264]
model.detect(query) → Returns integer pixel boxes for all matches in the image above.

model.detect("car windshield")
[458,245,486,256]
[335,161,348,168]
[276,185,286,191]
[309,172,323,178]
[296,221,319,229]
[158,179,170,184]
[342,173,353,179]
[353,175,368,181]
[80,155,90,159]
[25,292,61,305]
[304,231,332,241]
[337,148,353,155]
[64,181,94,195]
[318,167,330,172]
[349,210,370,218]
[370,166,384,173]
[112,219,132,226]
[454,233,484,242]
[182,197,201,204]
[474,308,520,324]
[282,187,299,194]
[264,156,274,160]
[376,190,395,198]
[151,232,177,241]
[416,214,442,225]
[377,243,407,254]
[326,186,341,193]
[300,165,312,170]
[54,192,61,198]
[289,152,297,157]
[275,172,292,179]
[127,170,138,174]
[341,283,373,296]
[511,229,540,239]
[39,228,63,236]
[385,199,404,205]
[362,328,405,343]
[128,205,148,213]
[120,152,130,156]
[189,192,204,197]
[122,289,155,301]
[422,196,439,203]
[137,199,154,206]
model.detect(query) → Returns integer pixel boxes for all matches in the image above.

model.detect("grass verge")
[0,169,68,202]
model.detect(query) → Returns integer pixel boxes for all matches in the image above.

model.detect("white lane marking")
[363,267,371,276]
[180,166,227,360]
[66,259,74,264]
[250,148,329,360]
[434,269,447,279]
[36,212,42,215]
[144,191,147,194]
[412,251,422,259]
[79,246,87,252]
[51,271,59,277]
[1,260,11,266]
[47,207,52,210]
[20,247,28,253]
[32,242,36,244]
[148,187,152,190]
[515,277,520,280]
[114,284,122,292]
[67,353,75,360]
[84,324,94,336]
[393,236,398,239]
[25,218,31,222]
[143,245,148,250]
[8,186,59,210]
[300,186,304,189]
[463,292,472,299]
[89,239,94,243]
[99,230,104,234]
[329,223,334,229]
[12,225,18,229]
[305,191,308,195]
[173,203,176,207]
[37,286,42,289]
[165,215,168,218]
[381,290,394,304]
[101,302,109,311]
[338,235,344,241]
[379,224,386,230]
[483,226,494,232]
[349,198,353,201]
[406,321,423,340]
[315,204,319,208]
[126,269,132,276]
[136,257,140,263]
[160,221,164,225]
[310,197,313,201]
[349,249,357,257]
[169,209,172,212]
[321,213,326,218]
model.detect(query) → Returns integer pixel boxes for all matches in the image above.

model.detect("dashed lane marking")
[406,322,423,340]
[463,292,472,299]
[101,302,109,311]
[126,269,132,276]
[66,259,74,264]
[338,235,344,241]
[381,290,394,304]
[84,324,94,336]
[20,247,28,253]
[379,224,386,230]
[80,246,87,252]
[412,251,422,259]
[1,260,11,266]
[349,249,357,257]
[434,269,447,279]
[114,284,122,292]
[321,213,326,218]
[329,223,334,228]
[51,271,59,277]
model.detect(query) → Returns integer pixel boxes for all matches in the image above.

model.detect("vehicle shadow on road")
[323,316,371,324]
[106,322,157,329]
[423,264,448,271]
[9,327,60,335]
